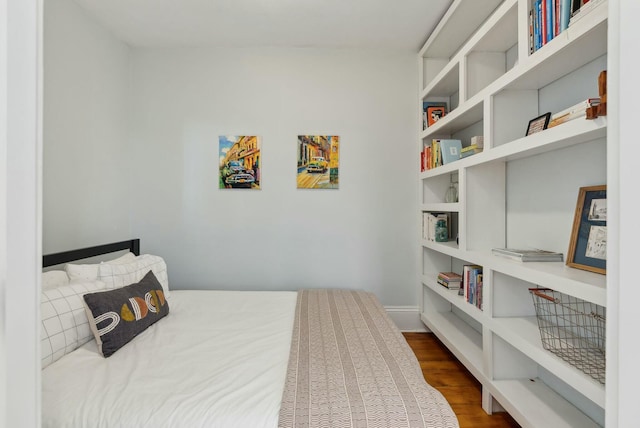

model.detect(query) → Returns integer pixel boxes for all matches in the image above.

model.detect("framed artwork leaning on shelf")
[525,112,551,136]
[567,185,607,274]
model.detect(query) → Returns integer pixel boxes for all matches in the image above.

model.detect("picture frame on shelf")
[525,112,551,136]
[567,185,607,274]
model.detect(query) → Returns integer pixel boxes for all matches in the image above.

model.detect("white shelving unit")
[418,1,608,427]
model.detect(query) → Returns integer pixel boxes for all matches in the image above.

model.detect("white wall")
[43,0,131,254]
[129,47,420,306]
[3,0,41,426]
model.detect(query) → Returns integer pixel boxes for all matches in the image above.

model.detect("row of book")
[548,97,600,128]
[462,265,483,310]
[437,267,483,310]
[529,0,604,54]
[420,139,461,171]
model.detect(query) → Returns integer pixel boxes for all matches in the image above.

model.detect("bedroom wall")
[43,0,131,254]
[128,47,421,307]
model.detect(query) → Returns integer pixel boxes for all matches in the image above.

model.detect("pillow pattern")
[65,252,138,283]
[41,280,107,369]
[41,270,70,291]
[98,254,170,297]
[83,270,169,358]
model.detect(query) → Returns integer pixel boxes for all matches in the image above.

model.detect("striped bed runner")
[278,289,459,428]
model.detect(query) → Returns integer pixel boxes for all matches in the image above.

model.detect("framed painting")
[219,136,261,189]
[566,185,606,274]
[297,135,339,189]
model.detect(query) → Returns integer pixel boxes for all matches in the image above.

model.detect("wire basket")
[529,288,606,384]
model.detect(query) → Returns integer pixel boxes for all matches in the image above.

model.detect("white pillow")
[41,280,107,369]
[98,254,170,297]
[65,252,137,283]
[41,270,70,291]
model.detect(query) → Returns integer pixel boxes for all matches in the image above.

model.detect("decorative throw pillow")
[41,280,107,369]
[97,254,170,297]
[65,252,137,282]
[41,270,70,291]
[83,271,169,358]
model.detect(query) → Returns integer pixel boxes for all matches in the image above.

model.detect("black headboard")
[43,239,140,268]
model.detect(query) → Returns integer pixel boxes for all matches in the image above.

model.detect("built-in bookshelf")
[418,0,608,427]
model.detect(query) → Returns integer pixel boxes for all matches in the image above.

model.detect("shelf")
[421,117,606,191]
[420,310,485,382]
[471,250,606,307]
[490,379,601,428]
[490,316,605,407]
[421,203,460,213]
[421,239,460,258]
[418,1,609,425]
[422,276,485,324]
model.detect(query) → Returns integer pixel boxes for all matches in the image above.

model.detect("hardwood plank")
[404,332,521,428]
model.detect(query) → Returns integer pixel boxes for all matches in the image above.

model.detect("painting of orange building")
[219,135,261,189]
[297,135,339,189]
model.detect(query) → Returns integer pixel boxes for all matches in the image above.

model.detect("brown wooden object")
[597,70,607,116]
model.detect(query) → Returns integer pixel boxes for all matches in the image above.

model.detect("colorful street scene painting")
[297,135,339,189]
[219,136,261,189]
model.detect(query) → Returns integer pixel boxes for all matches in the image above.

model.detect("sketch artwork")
[588,198,606,221]
[585,225,607,260]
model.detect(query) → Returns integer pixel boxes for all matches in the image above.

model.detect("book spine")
[536,0,543,49]
[541,0,548,45]
[529,8,534,54]
[560,0,571,31]
[546,0,554,43]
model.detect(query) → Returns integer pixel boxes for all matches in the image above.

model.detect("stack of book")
[437,272,462,290]
[461,136,484,159]
[462,265,483,310]
[422,101,448,130]
[547,98,600,128]
[492,248,564,262]
[420,139,462,171]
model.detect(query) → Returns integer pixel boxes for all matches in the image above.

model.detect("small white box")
[471,136,484,148]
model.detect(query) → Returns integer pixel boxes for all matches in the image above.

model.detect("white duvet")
[41,290,297,428]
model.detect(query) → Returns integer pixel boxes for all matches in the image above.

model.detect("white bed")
[42,290,297,428]
[41,240,459,428]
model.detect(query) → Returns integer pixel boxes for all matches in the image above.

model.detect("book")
[460,144,483,158]
[422,102,447,130]
[548,98,600,128]
[437,139,462,165]
[492,248,564,262]
[560,0,571,32]
[427,106,446,127]
[438,272,462,283]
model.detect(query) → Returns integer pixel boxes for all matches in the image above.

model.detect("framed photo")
[525,112,551,136]
[567,185,606,274]
[427,106,446,127]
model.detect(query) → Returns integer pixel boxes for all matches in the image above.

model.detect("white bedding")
[42,290,297,428]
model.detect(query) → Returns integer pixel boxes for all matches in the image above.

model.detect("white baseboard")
[384,306,429,332]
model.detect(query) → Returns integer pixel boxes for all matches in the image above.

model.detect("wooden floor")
[404,332,521,428]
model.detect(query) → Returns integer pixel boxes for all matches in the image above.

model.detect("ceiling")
[72,0,453,51]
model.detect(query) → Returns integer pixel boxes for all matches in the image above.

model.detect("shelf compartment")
[465,1,519,99]
[419,0,504,90]
[422,239,460,258]
[491,316,605,407]
[422,276,485,325]
[421,61,459,101]
[420,98,484,141]
[490,378,601,428]
[501,3,607,93]
[420,290,485,383]
[469,250,606,307]
[421,171,459,205]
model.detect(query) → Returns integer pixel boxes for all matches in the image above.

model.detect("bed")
[41,239,459,428]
